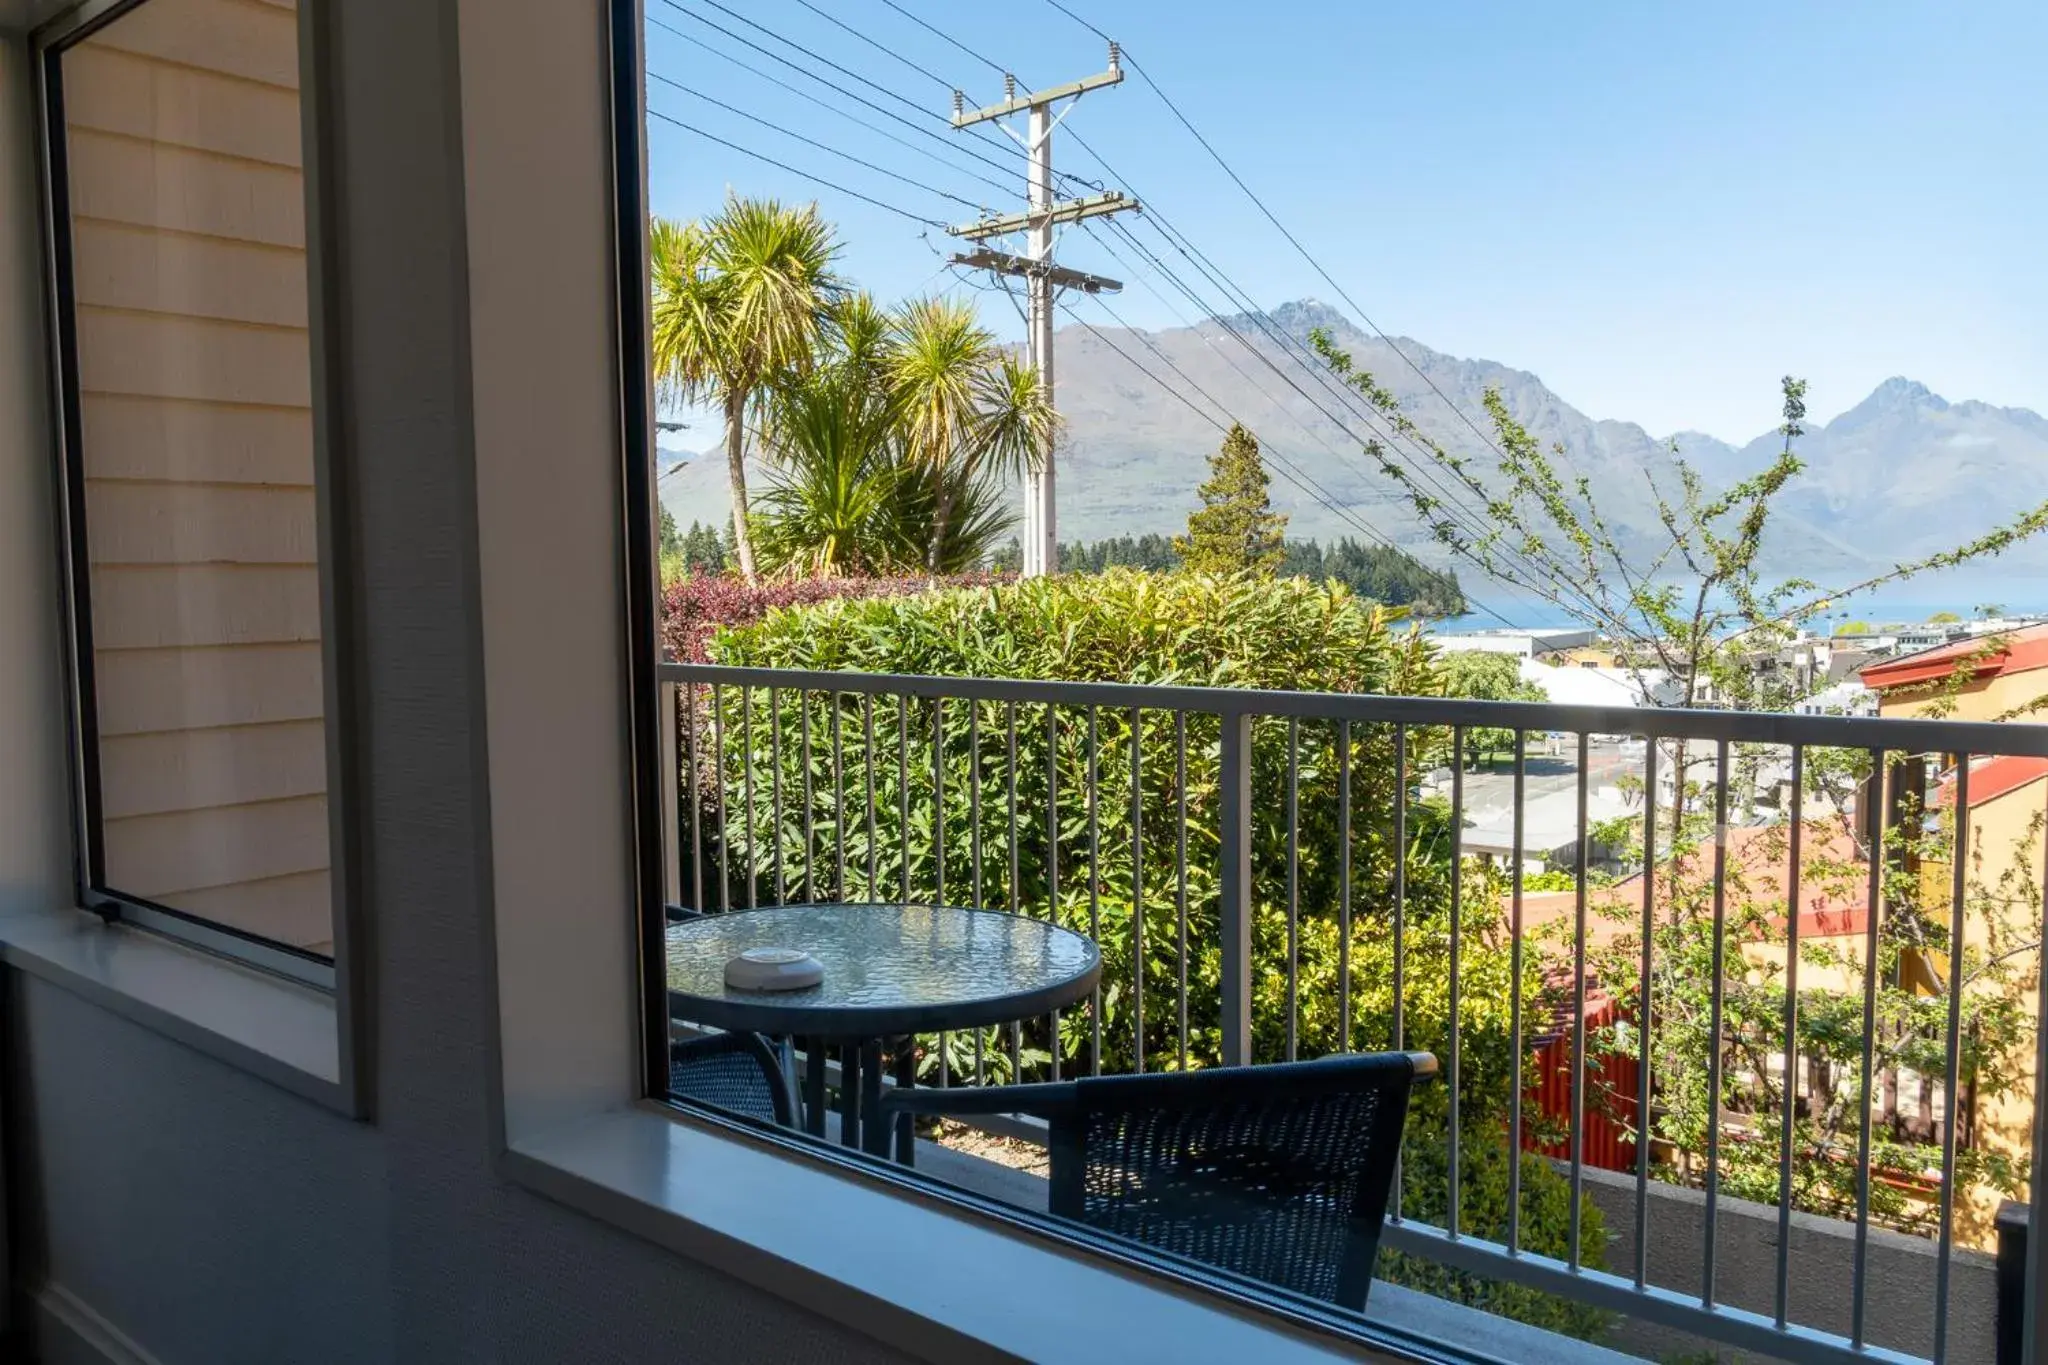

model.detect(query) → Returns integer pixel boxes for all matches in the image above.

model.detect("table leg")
[801,1037,828,1138]
[893,1038,916,1166]
[837,1042,861,1148]
[860,1039,887,1158]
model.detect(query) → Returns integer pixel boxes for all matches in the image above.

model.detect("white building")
[1518,658,1683,710]
[1428,627,1601,658]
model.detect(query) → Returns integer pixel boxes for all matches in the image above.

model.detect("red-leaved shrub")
[659,572,1006,663]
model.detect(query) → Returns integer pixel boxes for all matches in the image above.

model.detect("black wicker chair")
[880,1050,1436,1309]
[670,1030,796,1127]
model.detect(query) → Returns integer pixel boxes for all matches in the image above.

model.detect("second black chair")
[880,1050,1436,1310]
[669,1030,796,1127]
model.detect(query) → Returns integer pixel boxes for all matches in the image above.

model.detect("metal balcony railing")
[658,660,2048,1365]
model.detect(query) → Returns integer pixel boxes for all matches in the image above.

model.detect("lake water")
[1432,572,2048,635]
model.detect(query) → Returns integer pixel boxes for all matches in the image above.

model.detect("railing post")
[2026,850,2048,1365]
[1999,1200,2028,1365]
[658,679,680,907]
[1218,710,1252,1068]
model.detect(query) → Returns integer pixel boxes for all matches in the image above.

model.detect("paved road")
[1434,742,1638,822]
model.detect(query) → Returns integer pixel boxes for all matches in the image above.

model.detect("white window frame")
[465,3,1444,1360]
[0,0,368,1118]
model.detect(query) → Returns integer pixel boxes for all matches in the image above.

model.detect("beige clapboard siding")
[102,794,327,897]
[65,130,304,249]
[69,0,328,949]
[94,643,324,736]
[76,309,310,407]
[90,564,320,651]
[158,870,331,949]
[99,719,327,820]
[84,0,300,92]
[84,483,317,566]
[80,393,312,485]
[72,219,309,328]
[63,42,303,169]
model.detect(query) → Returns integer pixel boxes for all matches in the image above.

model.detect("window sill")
[505,1102,1428,1365]
[0,904,352,1114]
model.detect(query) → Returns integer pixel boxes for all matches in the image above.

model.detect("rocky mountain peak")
[1838,376,1950,424]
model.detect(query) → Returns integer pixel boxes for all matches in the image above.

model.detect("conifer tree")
[1174,423,1287,575]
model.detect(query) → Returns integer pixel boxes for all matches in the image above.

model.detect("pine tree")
[1174,423,1287,575]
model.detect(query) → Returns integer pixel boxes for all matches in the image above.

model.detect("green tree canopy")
[1174,424,1287,575]
[650,198,841,582]
[1437,649,1547,763]
[1927,610,1961,623]
[1833,619,1873,635]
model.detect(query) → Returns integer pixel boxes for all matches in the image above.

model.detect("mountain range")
[659,299,2048,585]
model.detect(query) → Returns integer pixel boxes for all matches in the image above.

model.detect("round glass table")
[665,903,1100,1157]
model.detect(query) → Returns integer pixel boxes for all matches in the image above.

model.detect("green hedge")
[686,570,1608,1334]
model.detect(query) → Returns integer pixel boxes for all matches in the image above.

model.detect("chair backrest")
[1043,1051,1435,1309]
[669,1030,795,1127]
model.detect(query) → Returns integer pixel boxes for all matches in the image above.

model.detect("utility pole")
[947,45,1139,577]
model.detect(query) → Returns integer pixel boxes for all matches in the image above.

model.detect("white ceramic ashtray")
[724,947,824,992]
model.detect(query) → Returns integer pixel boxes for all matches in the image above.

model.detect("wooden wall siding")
[89,566,321,650]
[101,796,328,901]
[72,221,311,328]
[80,395,313,484]
[66,132,306,249]
[159,870,332,949]
[76,312,312,407]
[84,0,301,92]
[85,484,317,564]
[99,720,328,819]
[68,0,329,949]
[94,644,324,736]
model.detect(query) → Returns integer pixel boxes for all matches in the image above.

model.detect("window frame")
[597,8,1446,1359]
[31,0,365,1001]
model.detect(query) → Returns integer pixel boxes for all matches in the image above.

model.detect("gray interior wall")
[0,2,915,1361]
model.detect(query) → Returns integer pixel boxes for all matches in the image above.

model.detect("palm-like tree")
[753,369,899,577]
[650,196,840,582]
[887,298,1055,576]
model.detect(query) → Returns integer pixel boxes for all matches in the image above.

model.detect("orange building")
[1860,629,2048,1240]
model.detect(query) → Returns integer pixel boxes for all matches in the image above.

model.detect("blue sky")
[647,0,2044,444]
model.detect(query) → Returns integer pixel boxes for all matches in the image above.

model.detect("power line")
[683,0,1021,164]
[658,0,1507,617]
[874,0,1009,80]
[658,3,1031,192]
[1040,0,1512,467]
[1084,201,1622,627]
[1082,220,1424,504]
[791,0,955,95]
[646,108,948,227]
[944,17,1587,615]
[1114,210,1628,630]
[1057,293,1517,625]
[1075,286,1407,556]
[650,14,1019,200]
[649,74,988,212]
[1091,198,1596,599]
[988,56,1542,574]
[1039,0,1110,42]
[872,6,1497,522]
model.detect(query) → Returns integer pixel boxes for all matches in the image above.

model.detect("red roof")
[1936,755,2048,809]
[1860,624,2048,690]
[1510,821,1869,941]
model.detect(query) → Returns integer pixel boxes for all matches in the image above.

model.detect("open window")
[40,0,348,987]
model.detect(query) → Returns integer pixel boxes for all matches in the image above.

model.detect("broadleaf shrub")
[683,569,1609,1336]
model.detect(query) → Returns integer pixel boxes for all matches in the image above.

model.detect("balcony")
[658,661,2046,1364]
